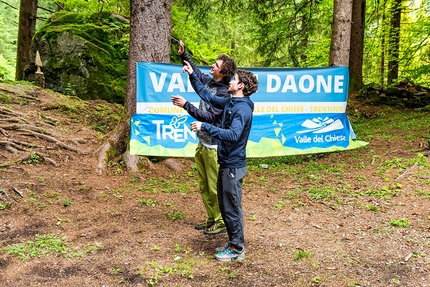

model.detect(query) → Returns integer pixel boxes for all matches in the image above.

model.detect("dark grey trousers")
[217,166,246,250]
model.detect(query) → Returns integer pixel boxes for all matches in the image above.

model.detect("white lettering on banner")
[334,76,344,93]
[149,72,167,92]
[294,134,346,144]
[150,72,195,93]
[266,74,345,94]
[152,120,196,142]
[167,73,186,92]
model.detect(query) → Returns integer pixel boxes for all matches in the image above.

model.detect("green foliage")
[363,0,430,86]
[27,153,41,164]
[294,249,312,260]
[4,233,100,261]
[0,201,11,210]
[59,0,129,17]
[3,0,429,100]
[0,1,19,80]
[390,217,410,228]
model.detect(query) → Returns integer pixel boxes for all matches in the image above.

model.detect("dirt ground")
[0,83,429,287]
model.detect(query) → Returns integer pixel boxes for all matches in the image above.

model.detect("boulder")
[24,11,129,104]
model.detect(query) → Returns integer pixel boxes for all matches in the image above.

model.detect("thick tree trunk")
[96,0,172,174]
[15,0,38,80]
[387,0,401,85]
[348,0,366,92]
[329,0,353,67]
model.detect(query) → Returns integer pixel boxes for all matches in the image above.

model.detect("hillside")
[1,82,429,287]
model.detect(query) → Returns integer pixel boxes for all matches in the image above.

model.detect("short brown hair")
[237,70,258,96]
[217,54,237,84]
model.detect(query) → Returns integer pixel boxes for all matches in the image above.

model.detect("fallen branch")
[11,187,23,198]
[396,162,419,180]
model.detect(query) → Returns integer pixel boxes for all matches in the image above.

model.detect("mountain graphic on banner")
[297,117,344,134]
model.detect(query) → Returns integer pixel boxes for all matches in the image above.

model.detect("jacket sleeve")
[188,72,227,110]
[201,106,251,143]
[182,101,220,124]
[180,51,212,86]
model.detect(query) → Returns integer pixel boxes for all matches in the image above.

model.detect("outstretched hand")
[178,40,185,55]
[182,60,193,75]
[190,121,202,132]
[171,95,186,108]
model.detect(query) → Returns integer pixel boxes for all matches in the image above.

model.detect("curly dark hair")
[237,70,259,96]
[217,54,237,84]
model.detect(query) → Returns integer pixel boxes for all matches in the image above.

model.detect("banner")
[130,62,367,157]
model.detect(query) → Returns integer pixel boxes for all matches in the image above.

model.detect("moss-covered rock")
[24,11,129,104]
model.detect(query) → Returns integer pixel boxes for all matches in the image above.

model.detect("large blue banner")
[130,62,367,157]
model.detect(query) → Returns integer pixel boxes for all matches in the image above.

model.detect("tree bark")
[387,0,401,85]
[329,0,353,67]
[348,0,366,92]
[96,0,172,174]
[15,0,38,80]
[380,0,387,87]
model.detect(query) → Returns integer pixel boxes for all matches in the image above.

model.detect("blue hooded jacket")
[188,72,254,168]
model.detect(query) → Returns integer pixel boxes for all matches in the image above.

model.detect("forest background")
[0,0,429,90]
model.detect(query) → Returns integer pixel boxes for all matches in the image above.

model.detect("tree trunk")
[96,0,172,174]
[15,0,38,80]
[329,0,353,67]
[380,0,387,87]
[387,0,401,85]
[348,0,366,92]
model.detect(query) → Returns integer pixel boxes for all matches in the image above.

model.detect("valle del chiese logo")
[294,116,346,144]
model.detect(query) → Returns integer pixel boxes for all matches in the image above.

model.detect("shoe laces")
[218,247,234,256]
[208,223,218,231]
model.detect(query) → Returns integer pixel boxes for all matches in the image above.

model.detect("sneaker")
[204,223,227,235]
[215,247,245,261]
[195,220,215,231]
[215,243,230,252]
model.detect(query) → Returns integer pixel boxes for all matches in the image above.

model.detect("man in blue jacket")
[171,41,237,236]
[182,60,259,261]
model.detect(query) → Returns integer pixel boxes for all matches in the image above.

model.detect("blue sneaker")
[215,247,245,261]
[215,243,230,252]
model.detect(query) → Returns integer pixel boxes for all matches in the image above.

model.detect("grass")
[294,249,312,260]
[4,234,102,261]
[390,218,411,228]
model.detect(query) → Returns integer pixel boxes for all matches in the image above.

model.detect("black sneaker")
[195,220,214,231]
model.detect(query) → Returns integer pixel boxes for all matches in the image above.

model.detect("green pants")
[195,142,224,226]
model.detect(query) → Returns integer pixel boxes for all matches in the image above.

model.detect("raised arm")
[178,40,211,83]
[191,105,252,143]
[182,60,228,110]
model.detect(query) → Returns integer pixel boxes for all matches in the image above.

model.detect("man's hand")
[190,121,202,132]
[178,40,185,55]
[171,95,186,108]
[182,60,193,75]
